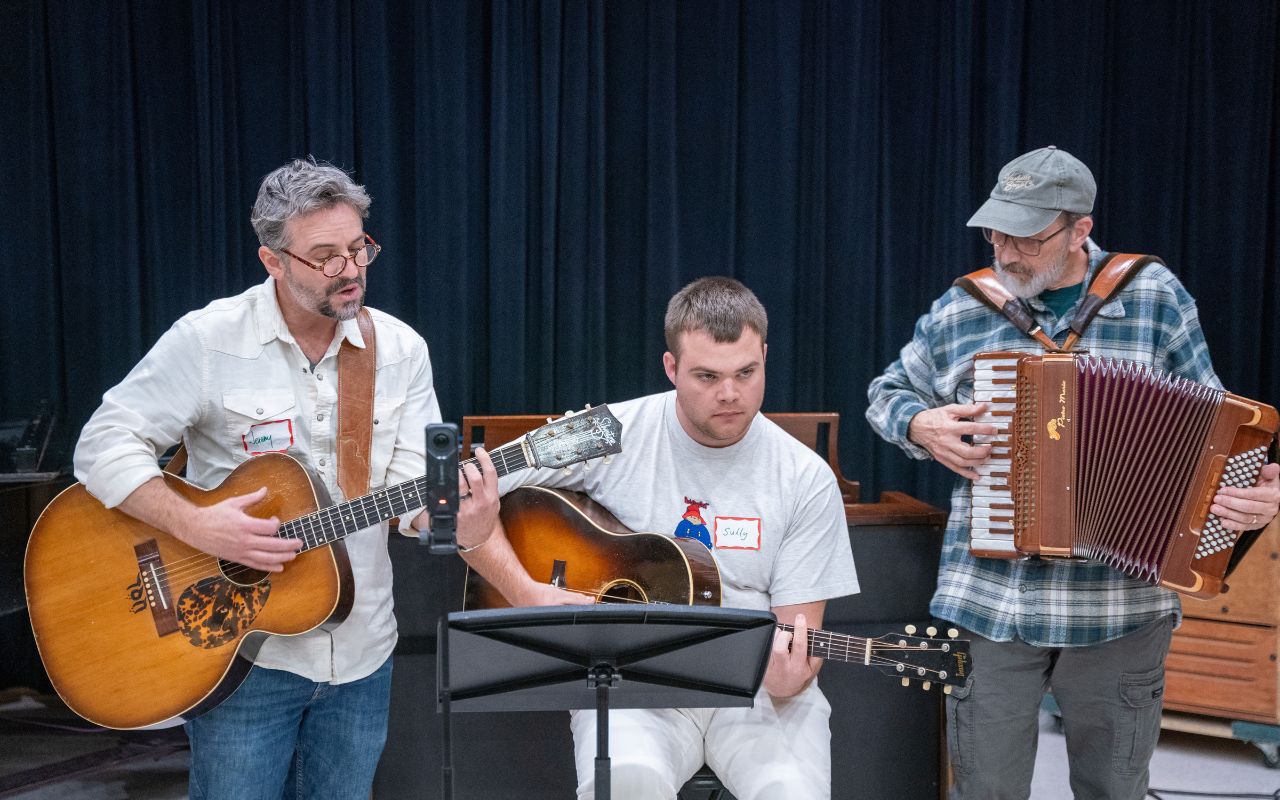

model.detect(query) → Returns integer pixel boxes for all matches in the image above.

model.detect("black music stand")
[437,604,776,800]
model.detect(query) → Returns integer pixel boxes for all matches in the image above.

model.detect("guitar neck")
[282,439,533,553]
[776,622,871,664]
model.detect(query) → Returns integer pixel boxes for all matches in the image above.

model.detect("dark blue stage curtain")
[3,0,1278,507]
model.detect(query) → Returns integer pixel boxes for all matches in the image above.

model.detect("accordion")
[970,351,1278,599]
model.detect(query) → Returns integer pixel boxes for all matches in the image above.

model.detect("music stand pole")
[590,663,620,800]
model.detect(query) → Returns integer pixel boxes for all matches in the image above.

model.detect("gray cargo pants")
[946,615,1175,800]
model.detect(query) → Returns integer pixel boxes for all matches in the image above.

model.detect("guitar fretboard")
[281,439,531,552]
[776,623,873,664]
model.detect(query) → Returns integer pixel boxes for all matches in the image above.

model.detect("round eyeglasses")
[281,234,381,277]
[981,225,1067,257]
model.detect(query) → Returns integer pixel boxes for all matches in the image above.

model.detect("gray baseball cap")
[967,146,1096,237]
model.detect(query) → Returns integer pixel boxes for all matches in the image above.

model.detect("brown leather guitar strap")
[954,268,1060,350]
[162,444,187,475]
[956,252,1160,352]
[337,308,376,499]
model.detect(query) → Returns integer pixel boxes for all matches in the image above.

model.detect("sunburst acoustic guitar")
[24,405,622,730]
[464,487,973,691]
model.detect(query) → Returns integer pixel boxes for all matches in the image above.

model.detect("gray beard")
[992,251,1069,299]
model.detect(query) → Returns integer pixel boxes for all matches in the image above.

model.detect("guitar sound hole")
[598,580,646,605]
[219,559,270,588]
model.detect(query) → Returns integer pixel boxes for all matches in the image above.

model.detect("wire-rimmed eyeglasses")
[981,225,1067,257]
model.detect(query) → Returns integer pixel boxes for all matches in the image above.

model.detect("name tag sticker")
[242,419,295,455]
[714,516,762,550]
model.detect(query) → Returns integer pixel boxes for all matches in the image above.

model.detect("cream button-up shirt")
[74,276,440,683]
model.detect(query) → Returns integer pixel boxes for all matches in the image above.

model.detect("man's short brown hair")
[664,276,768,357]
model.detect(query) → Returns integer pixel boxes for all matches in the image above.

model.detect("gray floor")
[1032,710,1280,799]
[2,690,1278,799]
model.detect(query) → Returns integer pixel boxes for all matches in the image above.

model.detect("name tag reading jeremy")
[714,516,762,550]
[242,419,295,455]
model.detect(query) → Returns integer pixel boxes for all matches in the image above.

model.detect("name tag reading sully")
[242,419,295,455]
[714,516,762,550]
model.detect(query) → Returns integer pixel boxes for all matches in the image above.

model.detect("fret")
[320,504,343,544]
[372,490,393,521]
[358,497,375,527]
[298,514,318,551]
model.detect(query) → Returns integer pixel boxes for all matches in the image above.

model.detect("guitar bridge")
[133,540,179,637]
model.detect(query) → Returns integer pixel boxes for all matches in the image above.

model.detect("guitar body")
[23,453,353,729]
[464,487,722,610]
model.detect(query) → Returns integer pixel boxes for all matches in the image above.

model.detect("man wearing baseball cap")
[866,146,1279,799]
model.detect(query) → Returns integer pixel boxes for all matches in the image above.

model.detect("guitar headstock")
[526,404,623,469]
[871,625,972,692]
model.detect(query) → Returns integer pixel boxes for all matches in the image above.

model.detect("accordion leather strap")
[957,252,1162,352]
[337,308,377,499]
[1060,253,1163,351]
[954,268,1060,351]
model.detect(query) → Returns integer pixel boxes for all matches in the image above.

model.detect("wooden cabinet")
[1164,518,1280,724]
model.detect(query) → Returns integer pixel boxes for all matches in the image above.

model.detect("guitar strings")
[549,587,956,680]
[135,416,618,605]
[143,421,610,591]
[136,438,536,590]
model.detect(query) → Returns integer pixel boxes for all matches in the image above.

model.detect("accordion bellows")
[971,351,1279,599]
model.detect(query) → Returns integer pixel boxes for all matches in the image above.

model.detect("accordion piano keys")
[970,354,1021,557]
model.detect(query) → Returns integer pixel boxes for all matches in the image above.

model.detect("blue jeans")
[185,657,393,800]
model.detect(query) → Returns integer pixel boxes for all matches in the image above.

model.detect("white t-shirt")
[498,391,859,611]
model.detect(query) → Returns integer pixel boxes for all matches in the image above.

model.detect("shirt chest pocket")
[369,394,406,487]
[223,390,298,456]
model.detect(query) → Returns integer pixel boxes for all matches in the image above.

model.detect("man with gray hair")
[73,158,501,798]
[867,146,1279,799]
[463,276,860,800]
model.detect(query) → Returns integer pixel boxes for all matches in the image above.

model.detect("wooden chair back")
[460,414,551,459]
[763,412,860,502]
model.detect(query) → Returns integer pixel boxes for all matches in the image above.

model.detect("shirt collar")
[252,276,366,352]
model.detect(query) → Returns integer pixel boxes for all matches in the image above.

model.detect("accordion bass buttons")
[1194,445,1268,560]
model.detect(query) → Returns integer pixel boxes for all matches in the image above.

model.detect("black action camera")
[422,422,459,554]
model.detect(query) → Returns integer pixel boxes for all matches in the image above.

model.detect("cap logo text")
[1003,171,1034,191]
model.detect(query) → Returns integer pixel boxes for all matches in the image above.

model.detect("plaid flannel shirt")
[867,240,1220,646]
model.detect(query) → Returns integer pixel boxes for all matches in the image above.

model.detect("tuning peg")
[944,685,952,695]
[901,678,910,688]
[904,624,917,635]
[546,417,555,424]
[922,681,932,691]
[948,628,959,639]
[926,626,938,637]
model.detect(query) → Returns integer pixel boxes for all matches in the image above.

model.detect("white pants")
[569,682,832,800]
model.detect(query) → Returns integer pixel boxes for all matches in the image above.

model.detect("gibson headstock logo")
[953,651,969,677]
[1046,380,1069,441]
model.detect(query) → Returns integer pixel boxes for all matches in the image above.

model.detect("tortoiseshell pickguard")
[176,577,270,649]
